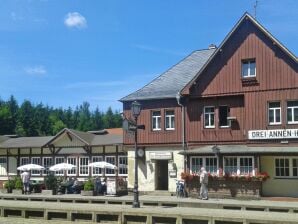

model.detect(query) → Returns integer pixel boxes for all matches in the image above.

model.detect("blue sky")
[0,0,297,111]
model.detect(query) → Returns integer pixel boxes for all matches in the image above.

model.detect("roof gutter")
[176,91,187,172]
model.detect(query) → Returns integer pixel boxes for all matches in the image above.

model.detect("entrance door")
[155,160,168,190]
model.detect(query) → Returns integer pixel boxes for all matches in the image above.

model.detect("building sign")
[149,152,173,160]
[248,129,298,140]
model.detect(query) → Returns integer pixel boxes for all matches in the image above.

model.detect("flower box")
[181,171,269,199]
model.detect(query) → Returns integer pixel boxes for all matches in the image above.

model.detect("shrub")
[84,179,94,191]
[4,179,15,190]
[14,176,23,190]
[45,173,57,190]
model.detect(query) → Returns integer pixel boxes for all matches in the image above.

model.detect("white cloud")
[24,65,47,76]
[64,12,87,29]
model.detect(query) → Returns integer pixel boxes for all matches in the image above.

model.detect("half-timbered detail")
[121,13,298,197]
[0,128,126,186]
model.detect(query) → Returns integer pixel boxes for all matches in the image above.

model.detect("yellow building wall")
[261,156,298,197]
[127,147,184,192]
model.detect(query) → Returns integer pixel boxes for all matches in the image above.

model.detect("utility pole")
[254,0,258,19]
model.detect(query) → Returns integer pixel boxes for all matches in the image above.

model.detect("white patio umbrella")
[49,163,76,172]
[88,161,117,170]
[17,164,45,171]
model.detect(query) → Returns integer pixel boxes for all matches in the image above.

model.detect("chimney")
[208,44,217,49]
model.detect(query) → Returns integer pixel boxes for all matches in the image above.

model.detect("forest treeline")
[0,96,122,136]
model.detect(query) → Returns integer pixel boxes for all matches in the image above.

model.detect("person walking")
[199,167,208,200]
[20,170,30,194]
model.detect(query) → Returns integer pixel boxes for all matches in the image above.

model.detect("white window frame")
[223,156,255,176]
[105,156,116,176]
[165,110,175,130]
[92,156,103,176]
[79,157,89,176]
[268,102,281,125]
[190,156,218,175]
[43,157,53,176]
[118,156,128,176]
[287,101,298,124]
[20,157,30,165]
[204,106,215,128]
[274,157,298,178]
[67,157,77,176]
[31,157,41,176]
[152,111,161,131]
[0,157,7,176]
[242,59,256,78]
[55,157,65,176]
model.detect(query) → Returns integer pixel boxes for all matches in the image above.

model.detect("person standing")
[20,170,30,194]
[199,167,208,200]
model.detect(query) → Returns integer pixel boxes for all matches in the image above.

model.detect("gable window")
[268,102,281,125]
[287,101,298,124]
[165,110,175,130]
[219,106,230,127]
[152,111,161,131]
[204,106,215,128]
[242,59,256,78]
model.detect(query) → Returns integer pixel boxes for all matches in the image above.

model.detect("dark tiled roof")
[0,136,53,149]
[0,128,123,149]
[91,134,122,146]
[120,49,215,102]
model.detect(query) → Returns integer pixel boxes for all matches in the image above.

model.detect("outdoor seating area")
[1,161,128,196]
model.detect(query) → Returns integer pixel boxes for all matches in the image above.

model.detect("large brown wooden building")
[121,13,298,196]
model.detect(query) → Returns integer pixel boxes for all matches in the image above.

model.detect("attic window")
[242,59,256,78]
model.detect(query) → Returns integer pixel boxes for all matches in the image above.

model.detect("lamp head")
[131,101,141,117]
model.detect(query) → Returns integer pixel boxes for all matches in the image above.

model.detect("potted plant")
[4,178,15,193]
[12,176,23,194]
[42,173,57,195]
[81,178,94,196]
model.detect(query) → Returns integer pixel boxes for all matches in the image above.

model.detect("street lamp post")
[131,101,141,208]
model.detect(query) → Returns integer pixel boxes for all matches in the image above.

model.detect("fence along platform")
[1,193,298,214]
[0,200,297,224]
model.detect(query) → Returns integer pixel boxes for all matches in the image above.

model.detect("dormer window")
[242,59,256,78]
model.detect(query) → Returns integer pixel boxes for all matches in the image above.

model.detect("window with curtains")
[190,157,218,174]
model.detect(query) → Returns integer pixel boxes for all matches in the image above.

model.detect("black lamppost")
[131,101,141,208]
